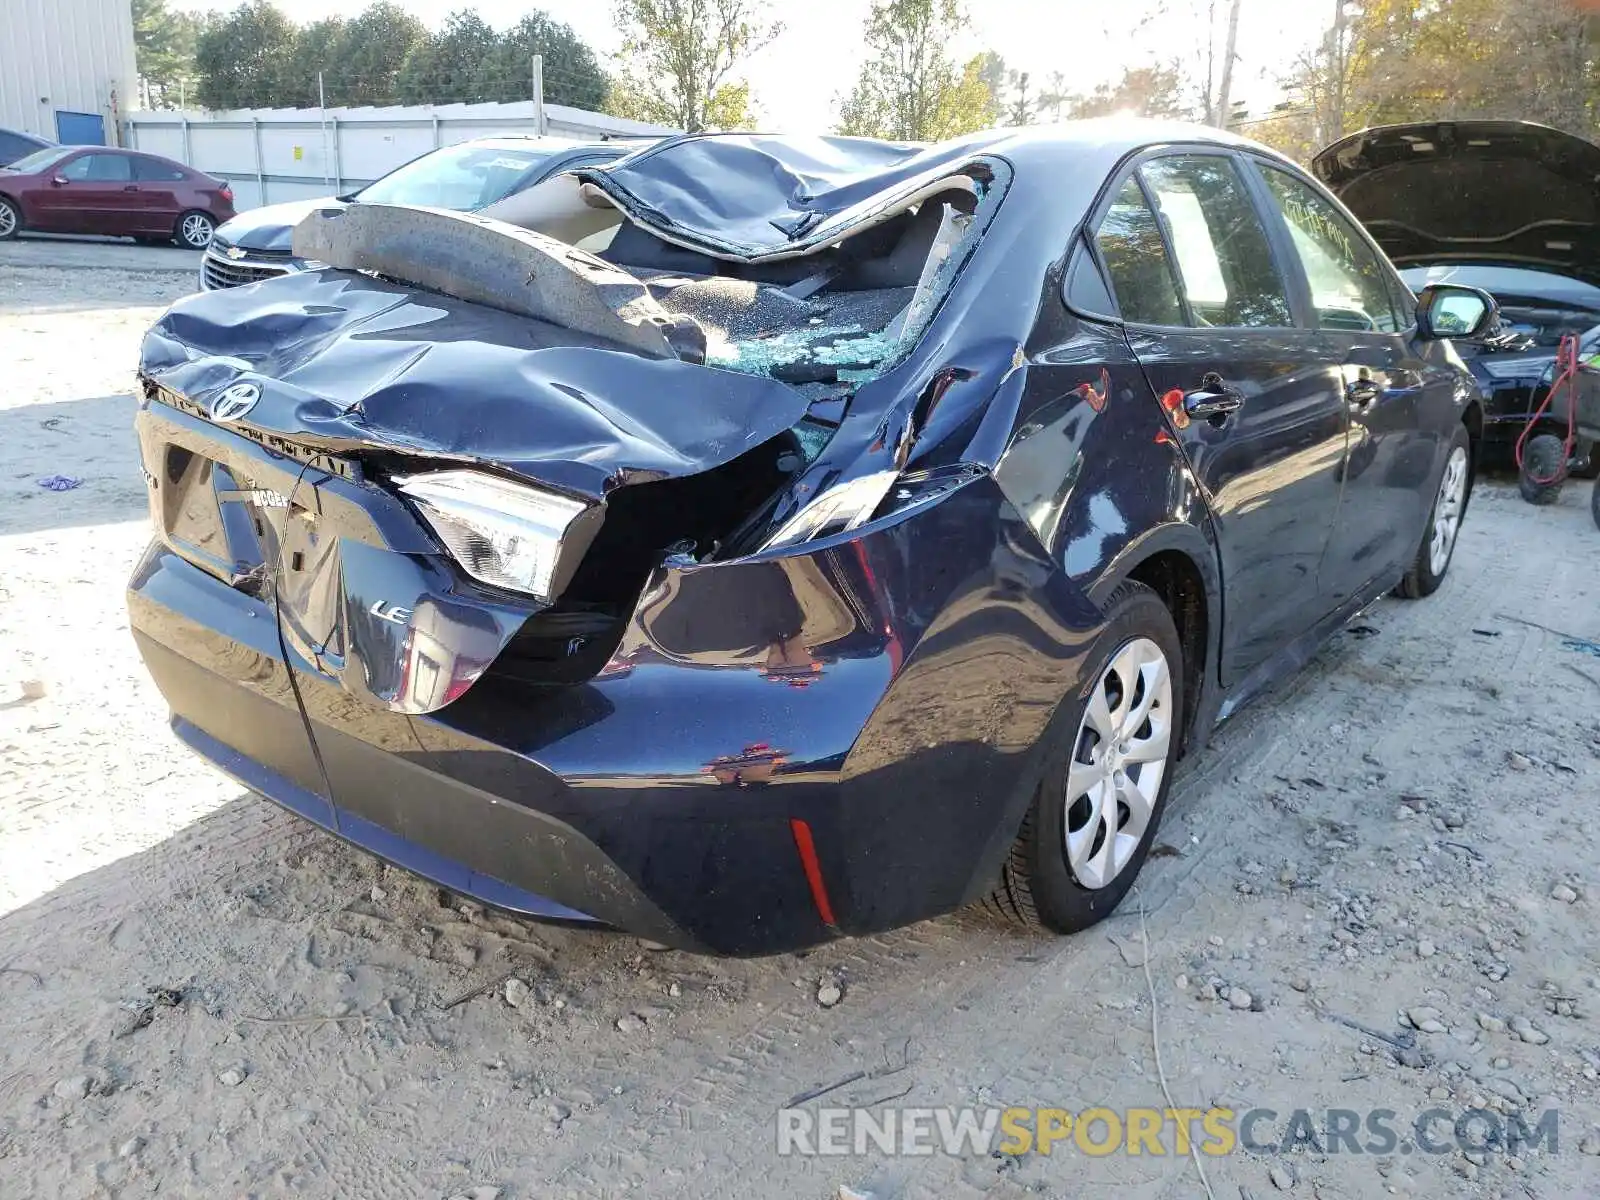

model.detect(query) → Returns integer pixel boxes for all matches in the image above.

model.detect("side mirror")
[51,175,68,186]
[1416,284,1499,341]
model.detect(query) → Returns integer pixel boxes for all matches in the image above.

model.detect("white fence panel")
[126,101,673,212]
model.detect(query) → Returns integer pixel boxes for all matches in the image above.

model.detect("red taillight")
[218,184,233,201]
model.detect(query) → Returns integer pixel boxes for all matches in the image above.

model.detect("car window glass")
[357,144,557,210]
[1066,237,1118,318]
[1258,167,1401,333]
[1139,156,1292,328]
[134,157,187,182]
[61,154,133,182]
[0,133,30,159]
[5,147,73,174]
[1385,275,1417,328]
[1094,177,1186,326]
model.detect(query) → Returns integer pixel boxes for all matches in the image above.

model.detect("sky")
[175,0,1336,131]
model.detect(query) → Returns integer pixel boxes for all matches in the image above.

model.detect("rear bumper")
[170,715,597,923]
[129,544,810,953]
[129,464,1103,955]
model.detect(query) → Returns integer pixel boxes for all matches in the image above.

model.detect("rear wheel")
[1518,433,1567,505]
[175,210,215,250]
[1397,426,1471,599]
[1592,478,1600,532]
[0,197,21,241]
[985,581,1183,934]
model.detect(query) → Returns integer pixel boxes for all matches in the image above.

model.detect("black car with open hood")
[1315,120,1600,484]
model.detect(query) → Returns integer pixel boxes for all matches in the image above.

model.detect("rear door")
[131,154,188,234]
[1093,152,1350,685]
[1250,161,1435,605]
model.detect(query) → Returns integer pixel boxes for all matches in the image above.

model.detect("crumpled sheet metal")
[290,202,707,363]
[576,132,1004,261]
[139,269,810,502]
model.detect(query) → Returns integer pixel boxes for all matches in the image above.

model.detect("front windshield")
[3,147,72,174]
[355,143,557,211]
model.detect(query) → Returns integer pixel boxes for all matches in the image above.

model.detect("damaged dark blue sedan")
[128,124,1491,955]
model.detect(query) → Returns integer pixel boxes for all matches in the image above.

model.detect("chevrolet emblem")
[224,245,247,260]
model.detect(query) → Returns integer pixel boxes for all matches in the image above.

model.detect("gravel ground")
[1,264,1599,1200]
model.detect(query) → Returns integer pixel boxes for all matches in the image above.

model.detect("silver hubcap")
[182,214,212,247]
[1065,637,1174,890]
[0,203,16,236]
[1429,446,1468,576]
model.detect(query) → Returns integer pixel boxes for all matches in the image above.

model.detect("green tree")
[608,0,782,132]
[396,10,501,104]
[277,17,345,107]
[1037,69,1069,123]
[834,0,997,140]
[325,2,427,105]
[1005,69,1032,125]
[974,49,1007,118]
[193,0,297,110]
[1063,63,1197,121]
[1284,0,1599,143]
[473,13,609,108]
[133,0,200,108]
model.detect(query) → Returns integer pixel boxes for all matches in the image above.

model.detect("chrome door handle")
[1346,378,1382,408]
[1185,373,1245,421]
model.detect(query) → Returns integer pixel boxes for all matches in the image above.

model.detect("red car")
[0,146,234,248]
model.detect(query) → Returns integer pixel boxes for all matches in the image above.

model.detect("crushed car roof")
[571,122,1266,261]
[146,121,1278,502]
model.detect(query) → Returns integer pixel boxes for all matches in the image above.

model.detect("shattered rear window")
[615,162,1010,389]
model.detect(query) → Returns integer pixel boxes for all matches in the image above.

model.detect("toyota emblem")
[210,382,261,423]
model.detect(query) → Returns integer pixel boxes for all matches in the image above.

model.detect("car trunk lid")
[137,257,819,722]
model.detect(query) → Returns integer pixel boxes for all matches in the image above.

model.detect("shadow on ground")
[0,394,148,536]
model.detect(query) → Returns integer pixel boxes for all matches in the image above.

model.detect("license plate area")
[157,443,321,587]
[140,397,356,595]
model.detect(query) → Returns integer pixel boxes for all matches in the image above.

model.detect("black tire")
[174,209,215,250]
[1518,433,1567,505]
[1570,440,1600,481]
[1591,477,1600,532]
[1397,425,1472,599]
[0,196,21,241]
[984,580,1184,934]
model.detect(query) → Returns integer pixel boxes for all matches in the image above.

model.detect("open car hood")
[1313,121,1600,287]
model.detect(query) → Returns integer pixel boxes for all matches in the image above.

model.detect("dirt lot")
[1,261,1598,1200]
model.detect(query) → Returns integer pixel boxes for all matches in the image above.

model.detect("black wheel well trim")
[1086,523,1220,756]
[1461,399,1485,476]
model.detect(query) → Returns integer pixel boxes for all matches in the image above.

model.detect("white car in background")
[201,136,643,290]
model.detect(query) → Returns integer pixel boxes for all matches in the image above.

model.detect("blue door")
[54,110,105,145]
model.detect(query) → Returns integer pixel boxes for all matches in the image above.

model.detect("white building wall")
[0,0,139,142]
[126,101,676,211]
